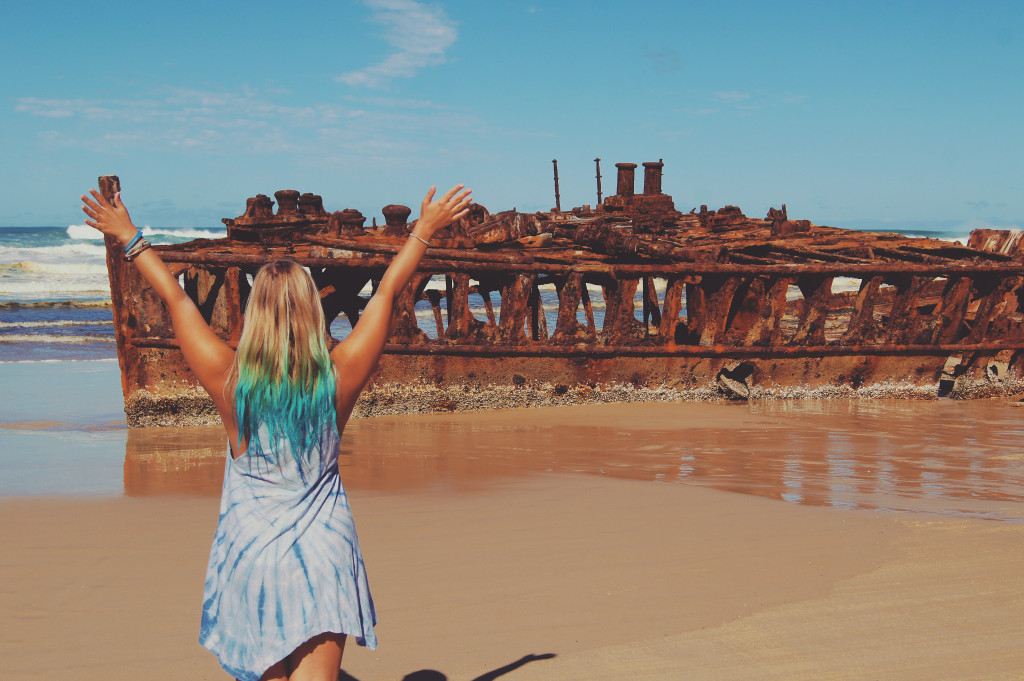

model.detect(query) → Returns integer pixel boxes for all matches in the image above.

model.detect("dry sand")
[1,401,1023,680]
[2,478,1022,680]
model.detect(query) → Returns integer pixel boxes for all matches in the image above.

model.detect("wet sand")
[2,401,1024,680]
[115,400,1024,521]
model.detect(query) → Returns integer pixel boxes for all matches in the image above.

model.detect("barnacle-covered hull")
[98,166,1024,426]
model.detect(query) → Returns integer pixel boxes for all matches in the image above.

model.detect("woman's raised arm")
[331,184,472,417]
[81,190,235,411]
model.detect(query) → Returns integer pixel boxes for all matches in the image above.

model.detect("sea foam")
[0,319,113,328]
[0,242,108,264]
[67,223,225,241]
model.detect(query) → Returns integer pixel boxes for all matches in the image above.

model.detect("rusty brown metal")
[552,159,561,213]
[99,163,1024,425]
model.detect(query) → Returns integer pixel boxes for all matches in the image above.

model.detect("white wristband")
[410,233,430,247]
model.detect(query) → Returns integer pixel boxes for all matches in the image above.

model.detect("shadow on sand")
[338,652,556,681]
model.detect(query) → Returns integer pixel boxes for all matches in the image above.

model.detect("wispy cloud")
[15,91,344,153]
[337,0,458,89]
[13,86,543,167]
[712,90,751,103]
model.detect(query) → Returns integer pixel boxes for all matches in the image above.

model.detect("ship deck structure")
[97,162,1024,425]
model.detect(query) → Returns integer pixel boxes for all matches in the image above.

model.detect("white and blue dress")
[199,419,377,681]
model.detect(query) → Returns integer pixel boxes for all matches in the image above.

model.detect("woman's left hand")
[81,190,138,246]
[415,184,473,239]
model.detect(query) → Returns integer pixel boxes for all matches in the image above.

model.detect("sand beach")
[1,360,1023,681]
[2,453,1023,680]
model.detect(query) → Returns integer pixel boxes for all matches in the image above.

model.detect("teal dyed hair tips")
[228,260,337,459]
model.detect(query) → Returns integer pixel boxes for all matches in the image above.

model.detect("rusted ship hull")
[97,166,1024,426]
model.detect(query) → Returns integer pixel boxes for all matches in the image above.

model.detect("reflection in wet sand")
[124,426,226,496]
[123,400,1024,520]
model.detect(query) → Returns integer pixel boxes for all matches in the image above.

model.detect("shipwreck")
[98,161,1024,426]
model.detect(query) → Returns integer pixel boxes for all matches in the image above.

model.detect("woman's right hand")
[81,189,139,246]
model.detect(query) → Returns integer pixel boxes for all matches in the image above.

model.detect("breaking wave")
[66,223,225,241]
[0,333,114,343]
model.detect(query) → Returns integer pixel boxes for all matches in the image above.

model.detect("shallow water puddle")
[4,398,1024,521]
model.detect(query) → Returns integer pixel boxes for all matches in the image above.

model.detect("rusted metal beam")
[385,342,1024,357]
[154,249,1024,277]
[130,336,1024,357]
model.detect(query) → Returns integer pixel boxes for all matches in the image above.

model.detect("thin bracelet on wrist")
[123,237,152,262]
[410,233,430,247]
[123,231,143,254]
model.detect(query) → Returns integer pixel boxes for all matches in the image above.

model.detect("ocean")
[0,223,226,363]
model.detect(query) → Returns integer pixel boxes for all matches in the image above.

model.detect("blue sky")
[1,0,1021,233]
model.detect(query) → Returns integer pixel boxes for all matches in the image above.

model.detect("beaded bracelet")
[123,231,143,254]
[410,233,430,247]
[123,237,151,262]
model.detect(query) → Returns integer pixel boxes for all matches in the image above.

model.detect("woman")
[81,183,472,681]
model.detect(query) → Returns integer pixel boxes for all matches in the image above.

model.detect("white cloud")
[337,0,458,88]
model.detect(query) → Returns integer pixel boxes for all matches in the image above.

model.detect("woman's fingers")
[421,185,437,208]
[444,187,472,212]
[440,183,465,203]
[80,193,101,212]
[89,188,111,207]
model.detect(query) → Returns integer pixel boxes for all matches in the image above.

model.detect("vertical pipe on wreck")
[552,159,561,212]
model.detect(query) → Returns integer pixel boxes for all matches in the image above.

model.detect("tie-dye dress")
[199,420,377,681]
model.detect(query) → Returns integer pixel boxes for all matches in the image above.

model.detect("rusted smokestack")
[298,193,328,216]
[643,160,664,195]
[274,190,300,216]
[381,204,412,237]
[244,195,274,219]
[99,175,121,204]
[615,163,637,197]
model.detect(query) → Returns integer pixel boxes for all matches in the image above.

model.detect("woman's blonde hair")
[227,260,336,455]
